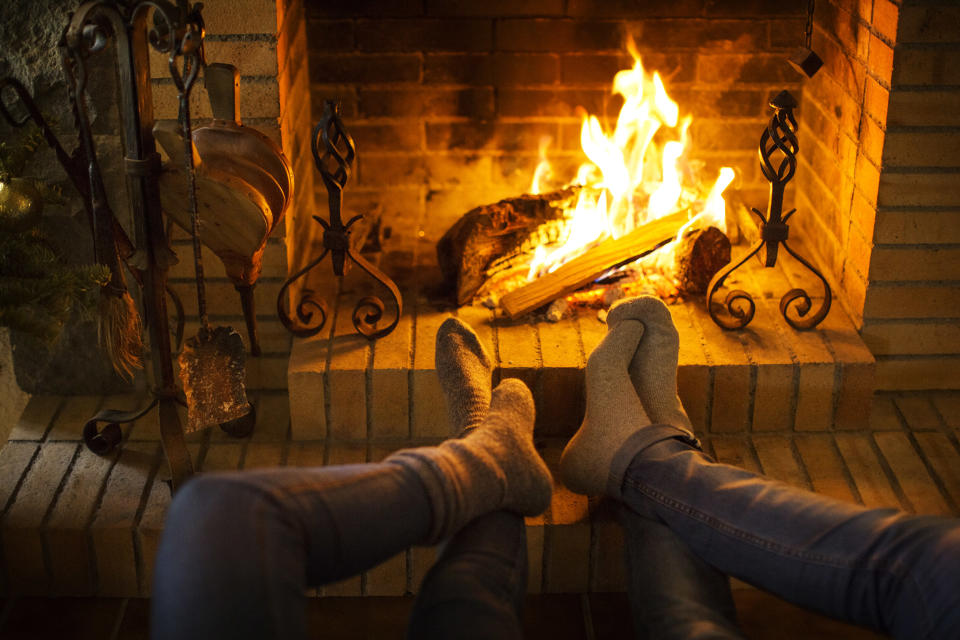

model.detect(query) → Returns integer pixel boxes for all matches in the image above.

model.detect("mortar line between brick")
[40,397,69,442]
[323,278,345,448]
[788,436,815,492]
[868,433,915,513]
[1,444,41,518]
[39,442,84,593]
[742,435,765,478]
[903,430,960,514]
[815,314,844,432]
[130,448,164,597]
[83,446,125,595]
[829,434,866,507]
[927,398,960,450]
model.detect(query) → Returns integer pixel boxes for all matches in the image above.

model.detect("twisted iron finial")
[707,90,831,331]
[277,101,402,339]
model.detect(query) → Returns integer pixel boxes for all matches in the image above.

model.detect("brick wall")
[862,1,960,390]
[792,0,893,336]
[795,0,960,391]
[303,0,807,255]
[150,0,293,389]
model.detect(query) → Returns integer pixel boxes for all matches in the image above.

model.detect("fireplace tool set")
[1,0,278,489]
[0,0,404,489]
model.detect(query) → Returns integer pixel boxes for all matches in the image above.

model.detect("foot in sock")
[456,378,553,516]
[389,378,552,542]
[560,319,651,496]
[435,317,493,436]
[606,296,693,432]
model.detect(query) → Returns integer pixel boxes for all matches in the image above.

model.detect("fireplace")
[2,0,959,602]
[264,0,955,387]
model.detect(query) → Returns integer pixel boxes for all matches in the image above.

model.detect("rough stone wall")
[0,0,137,394]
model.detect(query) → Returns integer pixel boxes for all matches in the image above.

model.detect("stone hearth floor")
[288,248,874,445]
[1,390,958,604]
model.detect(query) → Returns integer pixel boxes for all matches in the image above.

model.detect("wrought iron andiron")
[277,101,402,339]
[706,90,831,331]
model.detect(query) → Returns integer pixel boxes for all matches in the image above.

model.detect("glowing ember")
[524,41,734,288]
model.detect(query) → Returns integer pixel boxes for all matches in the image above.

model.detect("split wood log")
[675,226,731,295]
[437,187,580,305]
[500,210,691,318]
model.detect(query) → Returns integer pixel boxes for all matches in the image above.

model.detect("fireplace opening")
[286,1,839,332]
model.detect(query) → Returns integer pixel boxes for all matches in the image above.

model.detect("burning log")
[437,187,580,305]
[675,226,731,295]
[499,211,690,318]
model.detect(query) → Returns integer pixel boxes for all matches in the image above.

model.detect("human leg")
[620,505,744,640]
[564,295,960,640]
[619,441,960,639]
[408,510,528,640]
[152,379,552,640]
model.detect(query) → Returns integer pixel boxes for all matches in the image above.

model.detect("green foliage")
[0,227,109,341]
[0,123,107,342]
[0,124,43,178]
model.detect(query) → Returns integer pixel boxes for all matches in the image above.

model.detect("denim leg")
[407,511,527,640]
[151,462,433,640]
[620,504,744,640]
[619,437,960,640]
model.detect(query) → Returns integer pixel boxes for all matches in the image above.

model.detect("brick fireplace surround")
[2,0,960,619]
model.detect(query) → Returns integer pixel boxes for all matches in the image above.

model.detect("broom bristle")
[99,290,144,379]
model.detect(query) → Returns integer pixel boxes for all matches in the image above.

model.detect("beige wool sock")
[606,296,694,432]
[388,378,553,542]
[559,319,652,496]
[435,317,493,436]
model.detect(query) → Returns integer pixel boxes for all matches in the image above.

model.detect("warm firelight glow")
[526,42,733,284]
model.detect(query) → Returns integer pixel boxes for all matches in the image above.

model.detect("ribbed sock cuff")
[606,424,701,499]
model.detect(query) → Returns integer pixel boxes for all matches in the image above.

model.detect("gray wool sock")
[435,317,493,436]
[606,296,694,432]
[387,378,553,543]
[560,319,652,496]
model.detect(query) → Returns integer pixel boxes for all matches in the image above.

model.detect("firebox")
[267,0,958,394]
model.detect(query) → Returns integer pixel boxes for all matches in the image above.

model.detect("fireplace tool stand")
[277,100,402,340]
[12,0,255,491]
[706,90,832,331]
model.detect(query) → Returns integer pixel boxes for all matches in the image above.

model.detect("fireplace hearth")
[2,0,959,603]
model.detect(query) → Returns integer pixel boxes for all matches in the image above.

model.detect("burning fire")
[525,42,735,287]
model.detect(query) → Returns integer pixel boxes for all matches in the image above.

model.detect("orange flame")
[527,42,733,283]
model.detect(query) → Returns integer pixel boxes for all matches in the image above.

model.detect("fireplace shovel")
[171,59,250,433]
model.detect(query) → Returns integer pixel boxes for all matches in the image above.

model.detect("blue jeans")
[153,437,960,639]
[151,462,525,639]
[617,430,960,640]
